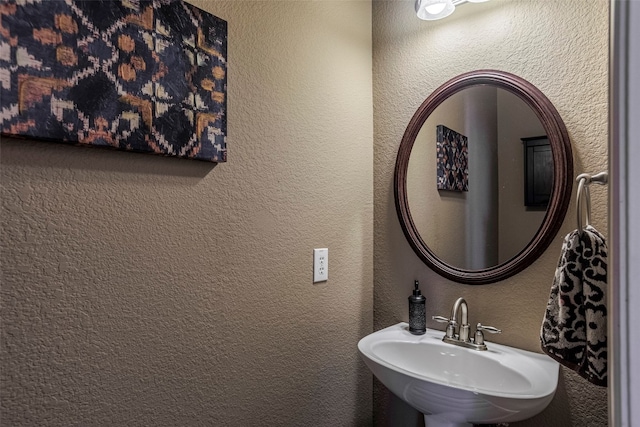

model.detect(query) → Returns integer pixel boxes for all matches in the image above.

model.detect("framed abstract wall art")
[0,0,227,162]
[436,125,468,191]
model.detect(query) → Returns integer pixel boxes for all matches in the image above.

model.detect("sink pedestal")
[424,412,471,427]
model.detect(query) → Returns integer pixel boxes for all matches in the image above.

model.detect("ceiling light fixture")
[415,0,455,20]
[415,0,490,21]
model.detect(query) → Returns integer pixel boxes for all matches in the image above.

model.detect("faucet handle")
[476,323,501,334]
[474,323,501,346]
[432,315,450,323]
[433,315,456,338]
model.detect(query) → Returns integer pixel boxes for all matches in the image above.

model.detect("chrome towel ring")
[576,172,608,234]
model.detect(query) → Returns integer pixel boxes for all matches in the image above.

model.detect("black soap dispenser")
[408,280,426,335]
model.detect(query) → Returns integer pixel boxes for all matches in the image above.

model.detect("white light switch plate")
[313,248,328,282]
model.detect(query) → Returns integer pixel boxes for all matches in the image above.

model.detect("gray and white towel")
[540,225,608,387]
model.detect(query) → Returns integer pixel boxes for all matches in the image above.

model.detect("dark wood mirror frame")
[394,70,573,284]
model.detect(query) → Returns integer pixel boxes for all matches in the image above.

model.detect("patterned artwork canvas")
[0,0,227,162]
[436,125,468,191]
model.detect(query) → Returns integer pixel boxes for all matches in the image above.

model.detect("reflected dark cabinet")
[523,136,552,207]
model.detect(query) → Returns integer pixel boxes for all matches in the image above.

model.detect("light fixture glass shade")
[415,0,455,20]
[466,0,490,3]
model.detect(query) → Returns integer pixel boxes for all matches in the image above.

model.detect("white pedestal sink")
[358,323,559,427]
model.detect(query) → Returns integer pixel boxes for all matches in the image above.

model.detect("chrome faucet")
[433,297,501,351]
[450,297,470,342]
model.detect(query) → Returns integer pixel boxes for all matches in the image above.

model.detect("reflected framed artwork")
[0,0,227,162]
[436,125,468,192]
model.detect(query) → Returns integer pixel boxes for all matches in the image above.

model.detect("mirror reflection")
[406,86,551,270]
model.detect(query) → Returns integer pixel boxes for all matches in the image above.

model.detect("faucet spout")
[450,297,468,326]
[450,297,470,342]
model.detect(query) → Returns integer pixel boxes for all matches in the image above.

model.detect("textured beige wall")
[373,0,609,426]
[0,1,373,425]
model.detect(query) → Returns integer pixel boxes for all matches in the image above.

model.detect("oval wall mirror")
[394,70,573,285]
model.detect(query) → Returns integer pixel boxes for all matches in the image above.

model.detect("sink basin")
[358,323,559,426]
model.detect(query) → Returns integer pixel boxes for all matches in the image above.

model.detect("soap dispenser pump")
[408,280,426,335]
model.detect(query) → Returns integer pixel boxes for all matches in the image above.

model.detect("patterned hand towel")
[540,225,608,387]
